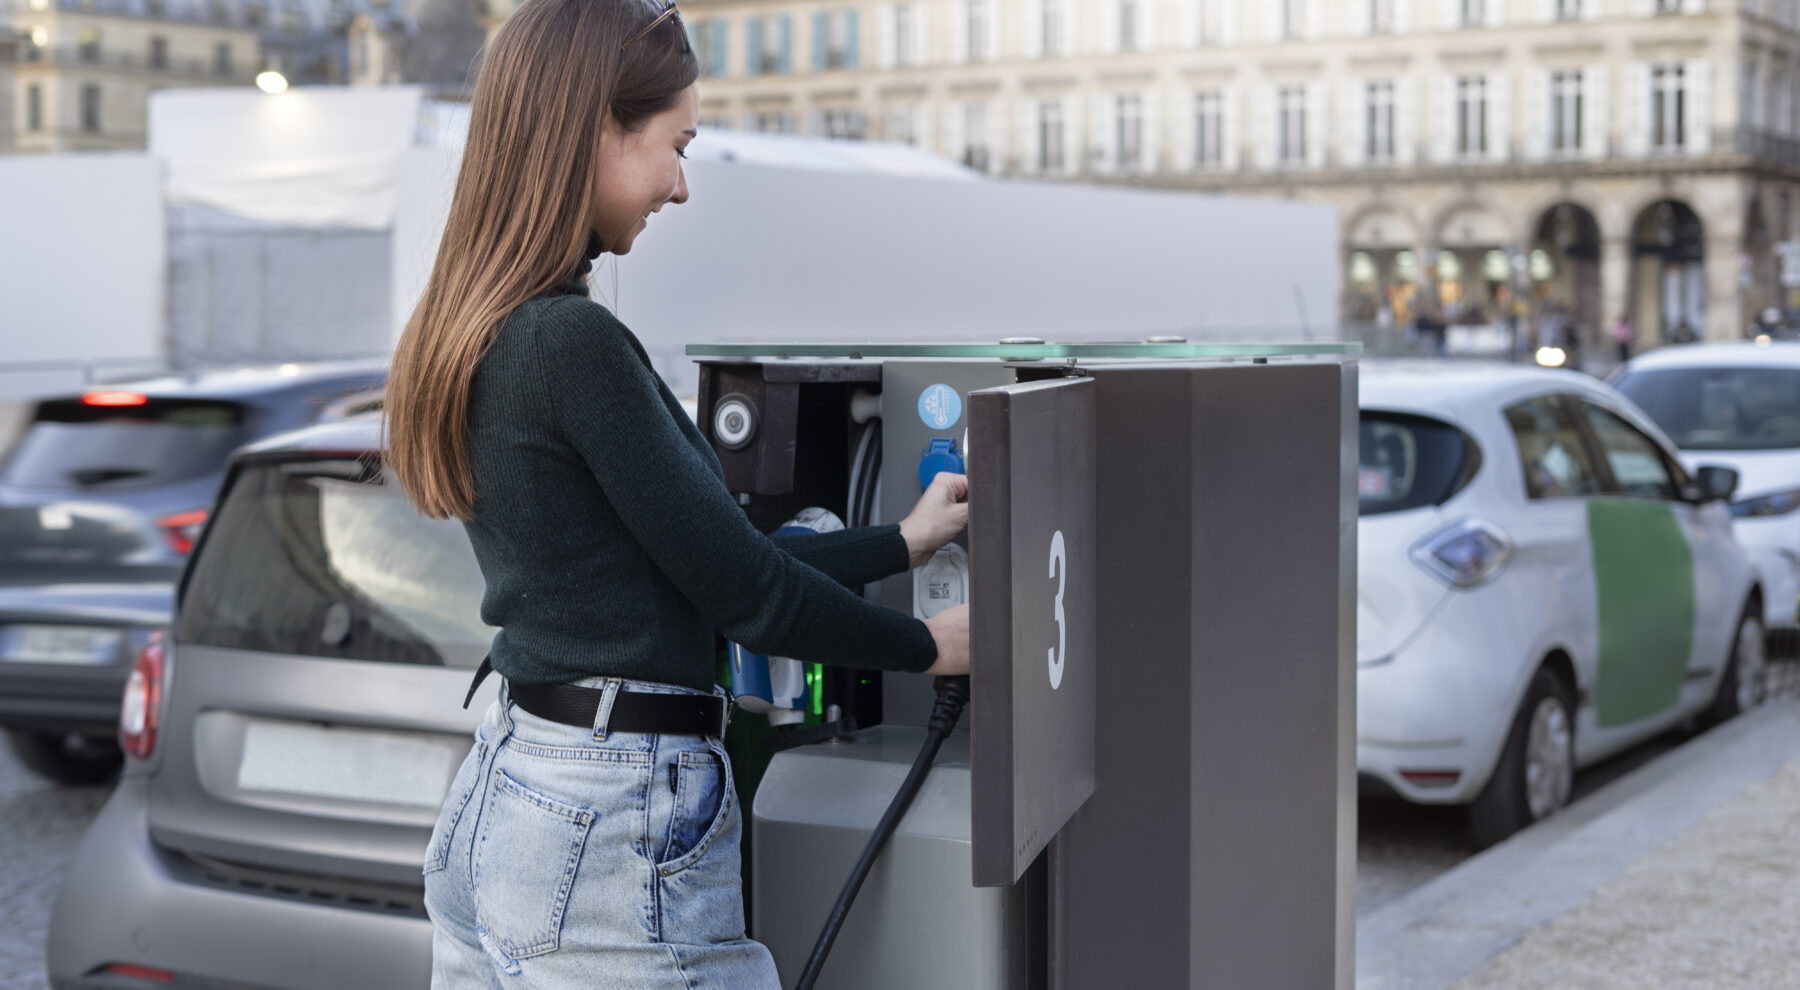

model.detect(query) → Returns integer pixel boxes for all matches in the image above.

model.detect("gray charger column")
[1052,360,1357,989]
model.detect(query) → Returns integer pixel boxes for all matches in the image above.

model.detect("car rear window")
[176,458,493,668]
[1,397,251,490]
[1359,412,1482,516]
[1613,366,1800,450]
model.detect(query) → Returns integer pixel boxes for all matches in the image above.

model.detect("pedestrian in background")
[383,1,973,985]
[1612,314,1635,364]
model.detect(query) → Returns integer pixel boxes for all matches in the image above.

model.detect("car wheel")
[1700,609,1767,729]
[5,729,122,786]
[1468,668,1575,850]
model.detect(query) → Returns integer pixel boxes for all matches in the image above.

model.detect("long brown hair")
[386,0,696,520]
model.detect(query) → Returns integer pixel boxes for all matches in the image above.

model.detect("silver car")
[47,413,492,989]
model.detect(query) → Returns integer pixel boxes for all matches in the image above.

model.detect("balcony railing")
[18,43,249,79]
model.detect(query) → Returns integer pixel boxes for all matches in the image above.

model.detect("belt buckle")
[718,687,736,738]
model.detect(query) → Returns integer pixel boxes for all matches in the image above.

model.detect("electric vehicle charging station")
[690,341,1359,990]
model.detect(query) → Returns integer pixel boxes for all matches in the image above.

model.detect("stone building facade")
[657,0,1800,349]
[8,0,260,153]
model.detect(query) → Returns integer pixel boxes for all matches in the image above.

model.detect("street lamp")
[255,70,289,94]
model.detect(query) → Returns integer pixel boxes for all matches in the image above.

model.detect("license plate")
[237,720,463,810]
[0,625,124,665]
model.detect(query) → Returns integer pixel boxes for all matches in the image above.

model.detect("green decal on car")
[1588,500,1695,727]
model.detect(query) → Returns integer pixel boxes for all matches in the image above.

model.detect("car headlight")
[1730,489,1800,519]
[1411,518,1513,589]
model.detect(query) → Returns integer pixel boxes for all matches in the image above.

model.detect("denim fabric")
[424,677,781,989]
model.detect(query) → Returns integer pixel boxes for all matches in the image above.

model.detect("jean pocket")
[655,746,733,877]
[471,768,597,959]
[423,737,487,876]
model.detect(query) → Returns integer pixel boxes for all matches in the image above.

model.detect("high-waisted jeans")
[423,677,781,988]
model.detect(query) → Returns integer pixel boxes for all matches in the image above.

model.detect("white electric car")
[1611,343,1800,639]
[1358,362,1765,847]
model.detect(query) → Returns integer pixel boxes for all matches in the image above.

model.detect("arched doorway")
[1631,200,1705,343]
[1530,203,1602,354]
[1345,206,1422,335]
[1745,200,1780,330]
[1436,204,1514,326]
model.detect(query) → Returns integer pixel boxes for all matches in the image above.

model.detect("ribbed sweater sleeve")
[529,298,937,674]
[768,524,911,588]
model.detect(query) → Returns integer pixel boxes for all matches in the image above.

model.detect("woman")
[385,1,972,986]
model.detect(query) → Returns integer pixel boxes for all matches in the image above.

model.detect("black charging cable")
[793,674,971,990]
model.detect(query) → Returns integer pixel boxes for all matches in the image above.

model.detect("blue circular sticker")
[918,384,962,430]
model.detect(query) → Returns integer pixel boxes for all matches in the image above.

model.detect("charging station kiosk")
[690,342,1358,990]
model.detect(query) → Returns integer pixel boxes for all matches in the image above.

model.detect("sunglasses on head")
[622,0,680,48]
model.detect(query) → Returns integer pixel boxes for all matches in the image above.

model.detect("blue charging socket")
[918,437,965,490]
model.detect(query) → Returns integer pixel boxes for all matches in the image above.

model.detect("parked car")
[1611,342,1800,642]
[1357,362,1764,847]
[0,361,387,783]
[46,412,491,989]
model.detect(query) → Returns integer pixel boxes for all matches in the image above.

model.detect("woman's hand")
[899,473,969,569]
[922,604,970,677]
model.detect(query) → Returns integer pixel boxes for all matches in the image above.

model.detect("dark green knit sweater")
[461,264,937,691]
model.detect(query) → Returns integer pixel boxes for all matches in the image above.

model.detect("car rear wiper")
[66,467,150,486]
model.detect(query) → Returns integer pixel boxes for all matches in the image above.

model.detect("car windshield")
[176,458,494,668]
[1613,366,1800,451]
[0,397,251,490]
[1359,411,1481,516]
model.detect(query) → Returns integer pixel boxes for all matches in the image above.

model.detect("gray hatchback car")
[0,362,387,784]
[47,413,494,989]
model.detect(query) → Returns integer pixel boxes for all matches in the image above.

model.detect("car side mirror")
[1693,465,1740,504]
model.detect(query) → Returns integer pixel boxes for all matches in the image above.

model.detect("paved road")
[0,742,109,990]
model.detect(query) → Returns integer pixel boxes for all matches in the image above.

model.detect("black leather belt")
[509,680,729,737]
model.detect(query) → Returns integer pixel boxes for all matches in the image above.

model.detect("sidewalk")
[1358,689,1800,990]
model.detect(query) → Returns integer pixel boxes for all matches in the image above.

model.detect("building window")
[967,0,988,61]
[26,84,43,131]
[1279,85,1306,164]
[146,0,165,13]
[964,102,991,170]
[149,35,168,70]
[817,108,866,139]
[895,4,914,63]
[1654,0,1680,11]
[245,3,266,27]
[1039,100,1064,171]
[1555,0,1581,17]
[815,10,856,71]
[78,27,101,63]
[1371,0,1395,33]
[747,16,791,75]
[1195,90,1223,166]
[281,5,304,35]
[1040,0,1062,55]
[887,105,915,143]
[1117,94,1143,169]
[80,84,100,133]
[209,0,227,22]
[1366,81,1395,162]
[25,25,47,60]
[1456,75,1487,157]
[213,41,232,75]
[1460,0,1483,26]
[1651,64,1686,150]
[1120,0,1138,50]
[750,111,796,133]
[1551,71,1583,154]
[1282,0,1305,38]
[690,20,726,77]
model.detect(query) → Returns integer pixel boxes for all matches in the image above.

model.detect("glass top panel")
[684,341,1361,360]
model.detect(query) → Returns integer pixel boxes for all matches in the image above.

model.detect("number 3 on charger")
[1047,530,1066,690]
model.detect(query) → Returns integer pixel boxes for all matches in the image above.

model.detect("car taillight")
[1411,517,1513,589]
[102,963,175,982]
[120,635,165,760]
[156,509,208,555]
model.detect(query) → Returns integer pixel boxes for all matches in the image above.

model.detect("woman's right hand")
[922,604,970,677]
